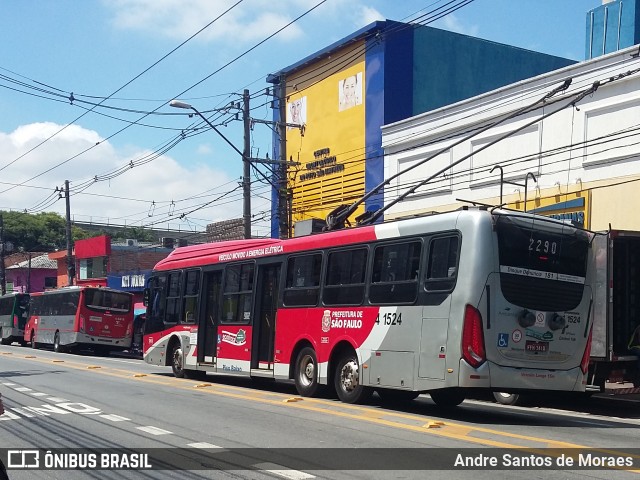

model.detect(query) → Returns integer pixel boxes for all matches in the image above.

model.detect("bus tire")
[171,341,186,378]
[0,337,10,346]
[377,389,420,404]
[334,352,372,404]
[492,392,520,405]
[53,332,65,353]
[430,388,465,407]
[30,331,37,349]
[294,347,319,397]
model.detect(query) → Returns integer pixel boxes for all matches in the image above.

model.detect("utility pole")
[0,214,5,295]
[277,77,290,239]
[242,89,251,239]
[64,180,74,286]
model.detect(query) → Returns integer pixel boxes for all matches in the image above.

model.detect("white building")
[381,45,640,231]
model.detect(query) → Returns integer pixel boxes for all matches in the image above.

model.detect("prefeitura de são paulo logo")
[321,310,331,333]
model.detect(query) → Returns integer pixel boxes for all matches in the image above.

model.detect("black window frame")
[323,247,368,306]
[283,253,323,307]
[424,234,461,293]
[221,262,255,324]
[369,239,422,305]
[181,269,201,325]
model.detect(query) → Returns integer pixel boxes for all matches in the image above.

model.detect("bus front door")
[198,270,222,365]
[252,263,280,371]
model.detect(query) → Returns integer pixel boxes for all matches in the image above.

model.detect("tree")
[1,211,94,251]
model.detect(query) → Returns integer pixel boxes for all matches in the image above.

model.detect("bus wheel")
[294,347,319,397]
[171,342,186,378]
[334,353,372,404]
[492,392,520,405]
[30,331,37,349]
[53,332,65,353]
[430,388,465,407]
[377,389,420,404]
[0,338,10,346]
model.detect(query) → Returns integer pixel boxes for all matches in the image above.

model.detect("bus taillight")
[580,327,593,375]
[462,304,486,368]
[13,315,18,327]
[79,315,85,333]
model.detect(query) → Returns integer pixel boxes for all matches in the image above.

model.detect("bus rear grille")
[500,274,584,312]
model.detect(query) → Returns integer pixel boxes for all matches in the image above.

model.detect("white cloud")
[0,122,244,232]
[196,143,212,155]
[106,0,307,44]
[438,14,479,37]
[356,6,384,28]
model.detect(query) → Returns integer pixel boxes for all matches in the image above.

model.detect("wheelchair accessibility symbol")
[497,333,509,348]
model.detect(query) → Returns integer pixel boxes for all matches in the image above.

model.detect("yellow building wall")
[285,42,366,229]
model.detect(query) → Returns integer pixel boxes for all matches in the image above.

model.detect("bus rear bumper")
[458,360,586,393]
[68,332,132,349]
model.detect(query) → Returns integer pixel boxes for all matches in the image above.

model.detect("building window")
[79,257,108,279]
[44,277,57,289]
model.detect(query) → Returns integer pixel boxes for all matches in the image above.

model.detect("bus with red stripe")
[24,286,134,354]
[143,208,595,406]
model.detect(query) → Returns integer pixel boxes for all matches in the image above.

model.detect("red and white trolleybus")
[24,286,134,354]
[143,207,595,406]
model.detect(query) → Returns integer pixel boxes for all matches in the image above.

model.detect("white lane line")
[187,443,223,449]
[136,426,172,436]
[252,463,315,480]
[100,414,130,422]
[14,387,32,392]
[46,397,69,403]
[2,383,16,386]
[30,392,49,397]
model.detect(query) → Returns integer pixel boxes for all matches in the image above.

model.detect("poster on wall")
[338,72,362,111]
[287,96,307,129]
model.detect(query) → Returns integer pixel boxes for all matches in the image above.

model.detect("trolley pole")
[64,180,74,286]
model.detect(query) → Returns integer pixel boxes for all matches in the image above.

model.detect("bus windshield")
[84,289,132,313]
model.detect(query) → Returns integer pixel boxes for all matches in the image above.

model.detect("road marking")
[14,387,32,392]
[100,414,131,422]
[187,443,223,449]
[30,392,49,397]
[46,397,69,403]
[136,426,172,436]
[253,463,315,479]
[2,383,16,386]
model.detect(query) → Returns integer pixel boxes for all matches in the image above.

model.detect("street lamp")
[170,94,251,239]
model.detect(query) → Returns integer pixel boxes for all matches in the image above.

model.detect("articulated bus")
[0,293,30,345]
[24,286,134,354]
[143,208,595,406]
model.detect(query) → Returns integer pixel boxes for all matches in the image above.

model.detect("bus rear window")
[496,216,591,311]
[84,290,132,313]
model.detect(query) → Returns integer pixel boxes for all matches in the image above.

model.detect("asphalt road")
[1,343,640,480]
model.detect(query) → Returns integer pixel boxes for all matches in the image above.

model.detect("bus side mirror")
[143,288,150,306]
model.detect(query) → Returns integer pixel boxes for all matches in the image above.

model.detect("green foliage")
[0,211,94,252]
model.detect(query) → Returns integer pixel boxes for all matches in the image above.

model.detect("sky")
[0,0,604,238]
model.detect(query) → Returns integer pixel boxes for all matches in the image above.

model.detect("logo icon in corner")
[321,310,331,333]
[236,329,246,344]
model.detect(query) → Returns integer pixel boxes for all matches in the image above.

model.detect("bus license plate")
[525,341,548,353]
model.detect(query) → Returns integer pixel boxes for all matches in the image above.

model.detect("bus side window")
[182,270,200,324]
[425,235,460,292]
[222,263,254,323]
[323,248,367,306]
[369,241,422,304]
[165,272,181,324]
[283,254,322,307]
